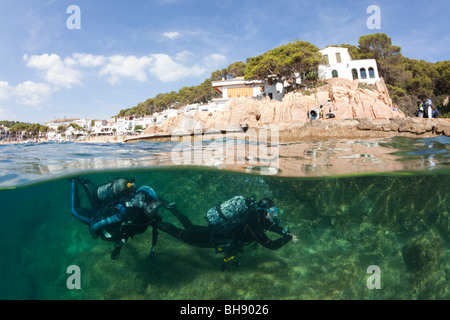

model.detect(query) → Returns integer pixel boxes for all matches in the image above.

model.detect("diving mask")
[266,206,283,223]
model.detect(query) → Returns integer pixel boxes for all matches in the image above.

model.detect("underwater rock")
[401,230,444,273]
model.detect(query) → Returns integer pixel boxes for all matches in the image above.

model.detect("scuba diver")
[415,99,425,118]
[425,99,433,118]
[156,196,298,270]
[70,177,165,259]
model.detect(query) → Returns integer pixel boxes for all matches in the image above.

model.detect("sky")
[0,0,449,124]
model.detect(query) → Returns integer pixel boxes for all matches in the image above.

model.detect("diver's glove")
[88,223,99,239]
[159,198,176,209]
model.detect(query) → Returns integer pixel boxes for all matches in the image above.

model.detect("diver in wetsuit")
[157,198,298,269]
[70,178,164,259]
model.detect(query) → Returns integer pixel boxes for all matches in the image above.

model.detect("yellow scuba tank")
[96,178,136,204]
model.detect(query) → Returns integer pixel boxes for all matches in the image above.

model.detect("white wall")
[348,59,380,84]
[319,47,380,84]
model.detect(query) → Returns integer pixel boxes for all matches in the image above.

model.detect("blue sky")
[0,0,449,124]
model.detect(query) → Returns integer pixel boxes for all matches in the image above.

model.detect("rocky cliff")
[144,78,449,140]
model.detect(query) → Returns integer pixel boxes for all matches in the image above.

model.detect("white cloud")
[0,81,12,100]
[175,50,194,62]
[21,51,226,87]
[203,53,227,68]
[24,53,81,89]
[69,53,106,68]
[0,80,52,107]
[0,107,13,119]
[149,54,205,82]
[162,31,181,40]
[14,81,52,106]
[99,55,153,85]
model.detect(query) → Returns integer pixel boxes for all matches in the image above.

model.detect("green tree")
[358,33,404,84]
[210,69,224,81]
[27,123,41,137]
[210,62,246,81]
[435,61,450,95]
[403,58,438,98]
[245,41,322,87]
[68,123,84,131]
[337,44,361,60]
[57,125,66,134]
[39,125,49,134]
[10,123,29,139]
[226,61,246,78]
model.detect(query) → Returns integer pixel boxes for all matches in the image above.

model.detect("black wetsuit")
[71,179,160,258]
[157,205,293,258]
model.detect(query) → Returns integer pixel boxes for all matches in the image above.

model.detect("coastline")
[2,117,449,145]
[123,117,450,143]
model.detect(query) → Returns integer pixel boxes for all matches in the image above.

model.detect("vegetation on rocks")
[117,33,450,118]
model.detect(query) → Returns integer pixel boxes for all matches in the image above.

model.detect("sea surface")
[0,136,449,300]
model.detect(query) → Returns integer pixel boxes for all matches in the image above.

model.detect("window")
[323,54,330,66]
[336,53,342,63]
[369,67,376,79]
[360,68,367,79]
[352,68,359,80]
[332,70,339,78]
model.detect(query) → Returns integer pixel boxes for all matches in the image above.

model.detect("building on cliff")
[211,77,270,110]
[211,46,381,108]
[211,76,294,104]
[318,47,380,85]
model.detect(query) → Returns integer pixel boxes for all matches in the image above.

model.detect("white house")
[147,108,183,126]
[0,125,10,140]
[92,120,116,136]
[45,118,80,132]
[115,117,135,134]
[318,47,380,84]
[212,78,265,99]
[184,102,222,115]
[211,76,287,105]
[73,118,92,132]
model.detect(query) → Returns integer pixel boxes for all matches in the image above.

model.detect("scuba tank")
[96,178,136,204]
[206,196,248,226]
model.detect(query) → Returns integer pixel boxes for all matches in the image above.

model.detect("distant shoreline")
[2,118,449,145]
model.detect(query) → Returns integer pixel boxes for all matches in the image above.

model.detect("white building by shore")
[318,47,380,85]
[211,76,290,108]
[211,47,380,106]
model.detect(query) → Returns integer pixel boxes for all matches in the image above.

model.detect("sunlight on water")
[0,137,448,300]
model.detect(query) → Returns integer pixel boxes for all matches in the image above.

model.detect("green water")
[0,168,448,300]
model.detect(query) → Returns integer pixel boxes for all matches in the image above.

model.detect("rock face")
[144,78,449,139]
[278,118,450,142]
